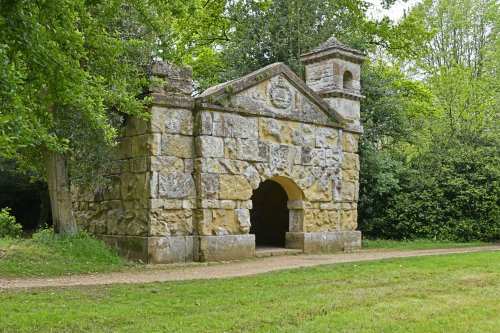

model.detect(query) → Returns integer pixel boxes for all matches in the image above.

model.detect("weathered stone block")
[342,131,359,153]
[291,123,316,147]
[163,109,194,135]
[286,231,361,252]
[123,117,148,136]
[196,173,219,199]
[303,178,333,202]
[340,209,358,231]
[148,236,195,263]
[195,136,224,158]
[243,165,261,189]
[259,118,282,143]
[212,209,237,234]
[239,200,253,209]
[235,138,261,161]
[148,199,183,209]
[269,144,293,171]
[198,199,220,208]
[161,134,194,158]
[342,169,359,182]
[220,200,237,209]
[289,209,304,232]
[341,181,357,202]
[131,134,160,156]
[342,152,360,171]
[116,136,132,159]
[235,208,251,233]
[150,209,193,236]
[316,127,339,148]
[213,113,258,139]
[195,234,255,262]
[97,235,149,261]
[159,173,196,199]
[219,175,253,200]
[219,159,249,174]
[124,209,149,236]
[121,173,150,200]
[195,209,213,235]
[150,156,184,173]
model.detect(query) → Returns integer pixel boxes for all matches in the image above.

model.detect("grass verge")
[362,238,489,250]
[0,229,127,277]
[0,251,499,332]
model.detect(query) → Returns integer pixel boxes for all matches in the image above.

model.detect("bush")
[359,136,500,242]
[0,207,22,238]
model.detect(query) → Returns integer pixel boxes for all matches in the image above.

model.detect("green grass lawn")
[1,251,498,333]
[0,229,127,277]
[0,232,494,278]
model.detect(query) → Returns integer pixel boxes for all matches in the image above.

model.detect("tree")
[190,0,371,90]
[359,0,500,241]
[0,0,229,234]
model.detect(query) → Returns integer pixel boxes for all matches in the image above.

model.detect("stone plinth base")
[285,231,361,253]
[97,235,195,264]
[97,232,360,263]
[195,234,255,262]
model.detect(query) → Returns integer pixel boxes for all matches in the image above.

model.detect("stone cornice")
[195,103,350,130]
[318,89,365,101]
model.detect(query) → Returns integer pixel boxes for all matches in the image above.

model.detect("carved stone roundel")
[269,83,292,109]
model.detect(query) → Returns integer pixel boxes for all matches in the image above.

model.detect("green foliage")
[203,0,370,89]
[0,207,22,238]
[359,0,500,242]
[0,227,126,277]
[0,0,155,182]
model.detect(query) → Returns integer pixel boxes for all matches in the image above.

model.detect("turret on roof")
[300,37,365,64]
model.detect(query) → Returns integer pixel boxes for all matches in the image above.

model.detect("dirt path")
[1,245,499,290]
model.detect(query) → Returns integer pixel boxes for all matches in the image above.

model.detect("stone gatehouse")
[73,37,365,263]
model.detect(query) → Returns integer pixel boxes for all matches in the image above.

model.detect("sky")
[366,0,421,21]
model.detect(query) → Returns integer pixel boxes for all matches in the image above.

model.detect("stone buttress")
[73,37,366,263]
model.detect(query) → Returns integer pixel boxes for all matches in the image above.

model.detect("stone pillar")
[297,37,365,251]
[144,62,197,263]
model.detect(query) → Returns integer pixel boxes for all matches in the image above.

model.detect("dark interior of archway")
[250,179,289,247]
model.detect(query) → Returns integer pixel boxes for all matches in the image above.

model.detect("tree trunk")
[36,184,51,229]
[43,151,78,235]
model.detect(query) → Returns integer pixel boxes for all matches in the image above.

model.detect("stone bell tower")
[300,37,365,130]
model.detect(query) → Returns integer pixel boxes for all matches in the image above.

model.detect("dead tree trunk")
[43,151,78,235]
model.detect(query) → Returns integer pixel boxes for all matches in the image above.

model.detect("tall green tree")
[191,0,371,89]
[0,0,228,234]
[359,0,500,241]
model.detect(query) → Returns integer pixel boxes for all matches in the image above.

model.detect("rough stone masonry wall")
[147,63,197,240]
[73,63,197,247]
[193,108,360,236]
[73,57,362,261]
[72,113,153,239]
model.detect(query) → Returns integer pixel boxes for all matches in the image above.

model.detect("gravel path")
[1,245,498,290]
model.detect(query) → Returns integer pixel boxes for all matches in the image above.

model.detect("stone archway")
[250,177,304,248]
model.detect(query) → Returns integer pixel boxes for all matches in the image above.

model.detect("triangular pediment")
[195,63,346,126]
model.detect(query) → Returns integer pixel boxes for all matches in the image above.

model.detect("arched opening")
[343,70,353,90]
[250,179,289,247]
